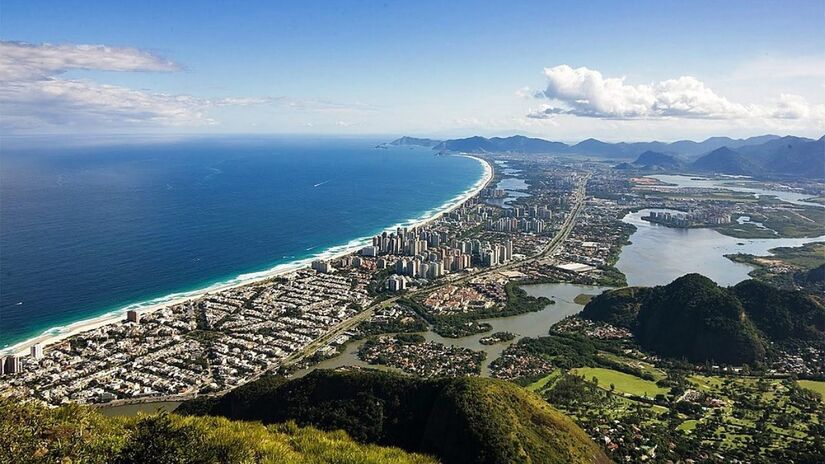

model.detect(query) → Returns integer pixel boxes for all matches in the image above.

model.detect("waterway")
[649,174,823,208]
[293,283,609,378]
[485,164,531,208]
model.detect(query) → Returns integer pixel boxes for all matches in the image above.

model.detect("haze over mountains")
[390,134,825,178]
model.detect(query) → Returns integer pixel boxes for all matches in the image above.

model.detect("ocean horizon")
[0,136,486,350]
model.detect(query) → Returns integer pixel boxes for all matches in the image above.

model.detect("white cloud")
[213,97,273,106]
[531,64,825,121]
[769,93,825,119]
[0,79,215,130]
[0,41,179,81]
[0,41,266,132]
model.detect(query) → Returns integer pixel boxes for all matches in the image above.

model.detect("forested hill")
[179,369,610,464]
[581,274,825,365]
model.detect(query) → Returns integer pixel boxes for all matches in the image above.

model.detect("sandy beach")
[4,155,494,357]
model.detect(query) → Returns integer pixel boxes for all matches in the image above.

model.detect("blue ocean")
[0,137,485,349]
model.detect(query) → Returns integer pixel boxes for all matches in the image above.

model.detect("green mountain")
[582,274,825,364]
[389,136,442,148]
[0,397,436,464]
[690,147,762,176]
[633,274,766,364]
[631,150,684,170]
[689,136,825,178]
[741,135,825,179]
[434,135,568,154]
[731,279,825,343]
[180,369,610,464]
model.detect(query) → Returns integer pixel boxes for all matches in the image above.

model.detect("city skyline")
[1,0,824,141]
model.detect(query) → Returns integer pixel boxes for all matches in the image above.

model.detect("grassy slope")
[798,380,825,401]
[180,369,610,464]
[0,398,437,464]
[572,367,667,397]
[424,377,610,464]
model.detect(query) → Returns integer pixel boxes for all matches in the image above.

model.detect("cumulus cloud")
[0,41,265,131]
[531,64,825,121]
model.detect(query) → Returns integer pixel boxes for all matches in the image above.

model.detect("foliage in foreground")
[180,369,610,464]
[0,397,437,464]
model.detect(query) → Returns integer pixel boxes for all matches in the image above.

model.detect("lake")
[617,209,824,287]
[649,174,823,208]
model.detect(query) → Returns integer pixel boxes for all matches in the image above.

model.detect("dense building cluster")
[2,270,369,404]
[644,209,732,227]
[358,335,485,377]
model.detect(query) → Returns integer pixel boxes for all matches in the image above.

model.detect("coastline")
[4,155,494,357]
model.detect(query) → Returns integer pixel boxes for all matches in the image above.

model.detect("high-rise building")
[418,262,429,279]
[30,343,44,360]
[482,248,496,267]
[127,310,141,323]
[396,258,409,275]
[311,260,334,273]
[386,275,407,292]
[428,261,443,279]
[360,245,378,257]
[496,244,508,264]
[4,356,21,374]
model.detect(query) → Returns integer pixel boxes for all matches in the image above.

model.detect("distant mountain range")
[690,136,825,178]
[434,135,569,154]
[388,133,825,178]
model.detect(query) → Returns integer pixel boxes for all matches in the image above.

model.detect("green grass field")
[525,370,560,392]
[598,352,667,381]
[572,367,667,398]
[798,380,825,402]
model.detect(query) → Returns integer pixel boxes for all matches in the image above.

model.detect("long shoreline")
[3,155,494,357]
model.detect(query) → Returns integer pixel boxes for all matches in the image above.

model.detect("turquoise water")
[0,137,485,349]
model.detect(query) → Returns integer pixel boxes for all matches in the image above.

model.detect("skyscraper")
[31,343,44,360]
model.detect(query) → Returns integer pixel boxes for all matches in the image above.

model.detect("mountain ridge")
[179,369,610,464]
[389,133,823,178]
[580,274,825,364]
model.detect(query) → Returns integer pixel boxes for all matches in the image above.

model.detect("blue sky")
[1,0,823,141]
